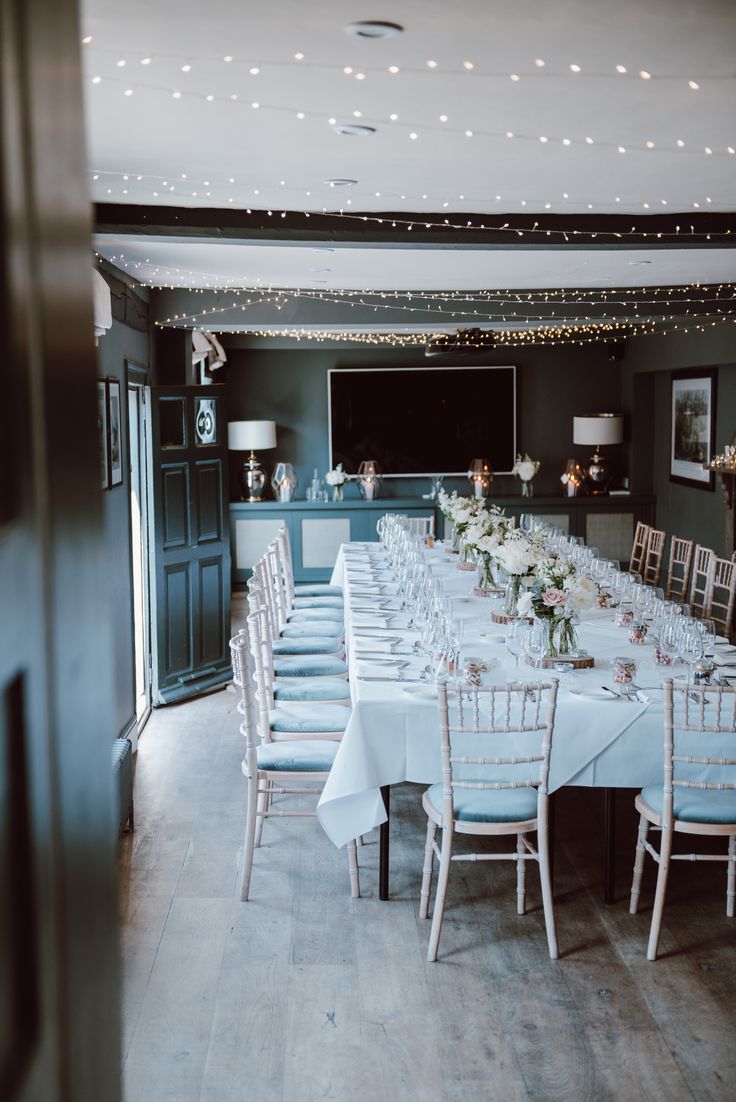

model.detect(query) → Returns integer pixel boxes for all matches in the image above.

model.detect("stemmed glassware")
[524,620,548,671]
[506,619,529,677]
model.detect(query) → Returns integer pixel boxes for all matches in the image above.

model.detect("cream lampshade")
[228,420,277,501]
[572,413,623,495]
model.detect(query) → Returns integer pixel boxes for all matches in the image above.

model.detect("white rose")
[516,461,537,481]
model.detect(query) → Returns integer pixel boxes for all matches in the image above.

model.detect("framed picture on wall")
[107,378,123,487]
[670,368,717,491]
[98,379,109,490]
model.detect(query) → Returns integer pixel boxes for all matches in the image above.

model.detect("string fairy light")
[89,165,733,214]
[80,40,734,88]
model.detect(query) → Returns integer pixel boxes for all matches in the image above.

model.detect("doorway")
[127,364,152,735]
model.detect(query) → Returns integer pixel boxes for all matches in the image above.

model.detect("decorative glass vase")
[504,575,523,617]
[476,553,497,593]
[332,484,344,502]
[546,616,578,657]
[521,479,534,499]
[457,539,476,571]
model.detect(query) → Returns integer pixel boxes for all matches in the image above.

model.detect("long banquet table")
[316,540,732,901]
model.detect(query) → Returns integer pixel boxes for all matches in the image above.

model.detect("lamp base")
[240,452,267,502]
[585,448,610,495]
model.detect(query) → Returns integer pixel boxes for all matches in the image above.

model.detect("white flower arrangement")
[462,505,513,556]
[512,453,540,483]
[436,490,486,534]
[526,555,597,621]
[324,462,347,487]
[491,527,546,580]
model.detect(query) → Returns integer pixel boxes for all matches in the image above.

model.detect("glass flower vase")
[547,616,578,657]
[521,479,534,499]
[332,485,344,502]
[504,575,523,617]
[475,552,497,594]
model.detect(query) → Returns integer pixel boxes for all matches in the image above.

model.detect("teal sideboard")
[229,494,656,585]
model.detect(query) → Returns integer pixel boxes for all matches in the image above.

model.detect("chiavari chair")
[420,680,560,962]
[629,681,736,960]
[688,545,716,619]
[664,535,694,604]
[642,527,666,587]
[707,557,736,640]
[629,521,651,575]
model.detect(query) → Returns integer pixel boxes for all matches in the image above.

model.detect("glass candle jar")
[628,622,648,645]
[613,657,637,693]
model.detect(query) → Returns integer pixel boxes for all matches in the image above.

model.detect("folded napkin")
[711,653,736,668]
[578,606,616,622]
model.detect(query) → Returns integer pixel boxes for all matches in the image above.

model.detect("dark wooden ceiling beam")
[94,203,736,250]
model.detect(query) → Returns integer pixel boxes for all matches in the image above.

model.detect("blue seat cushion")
[273,678,351,703]
[269,704,349,734]
[640,784,736,825]
[256,739,338,772]
[287,608,346,622]
[292,596,344,610]
[294,584,343,597]
[426,783,538,824]
[273,655,348,678]
[281,621,344,639]
[272,637,342,656]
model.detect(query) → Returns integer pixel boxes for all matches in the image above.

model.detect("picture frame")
[98,379,109,490]
[107,378,123,488]
[670,368,717,491]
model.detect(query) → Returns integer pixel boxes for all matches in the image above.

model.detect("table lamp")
[572,413,624,495]
[228,420,277,502]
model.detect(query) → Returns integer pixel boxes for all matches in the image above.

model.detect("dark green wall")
[622,325,736,557]
[222,340,624,502]
[97,315,149,737]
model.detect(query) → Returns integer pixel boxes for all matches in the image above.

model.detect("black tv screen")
[329,365,517,476]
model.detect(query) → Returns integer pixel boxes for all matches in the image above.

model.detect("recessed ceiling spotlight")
[324,178,358,187]
[333,123,376,136]
[311,248,335,253]
[345,20,403,39]
[629,260,652,265]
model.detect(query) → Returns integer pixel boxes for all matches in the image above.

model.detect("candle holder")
[467,458,493,499]
[357,459,382,500]
[560,458,585,497]
[271,462,297,502]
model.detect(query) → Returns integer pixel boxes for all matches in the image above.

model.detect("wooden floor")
[120,656,736,1100]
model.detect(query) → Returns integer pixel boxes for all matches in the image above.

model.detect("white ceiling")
[94,236,736,292]
[82,0,736,218]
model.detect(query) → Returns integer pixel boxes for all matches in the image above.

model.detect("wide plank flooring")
[120,635,735,1100]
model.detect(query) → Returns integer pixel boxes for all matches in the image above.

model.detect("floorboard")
[120,650,735,1102]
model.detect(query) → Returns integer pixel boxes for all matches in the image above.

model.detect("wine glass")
[524,620,548,671]
[505,619,529,677]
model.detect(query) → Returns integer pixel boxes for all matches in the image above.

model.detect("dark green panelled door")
[146,386,231,704]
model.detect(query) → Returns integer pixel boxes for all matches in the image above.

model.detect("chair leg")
[537,825,558,960]
[348,838,360,899]
[254,780,270,848]
[630,813,649,914]
[239,772,259,901]
[427,825,453,962]
[516,833,527,915]
[647,820,674,961]
[727,834,736,918]
[419,818,437,920]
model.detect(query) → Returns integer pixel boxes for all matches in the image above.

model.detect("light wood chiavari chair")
[420,680,559,961]
[230,630,359,902]
[629,521,650,575]
[664,535,694,604]
[642,528,666,587]
[688,545,716,619]
[629,681,736,960]
[707,557,736,640]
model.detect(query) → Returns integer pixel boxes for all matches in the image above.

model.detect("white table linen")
[317,541,728,849]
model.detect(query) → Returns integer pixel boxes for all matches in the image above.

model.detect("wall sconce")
[271,462,297,502]
[560,458,586,497]
[227,420,277,502]
[357,459,382,500]
[572,413,624,495]
[467,458,493,499]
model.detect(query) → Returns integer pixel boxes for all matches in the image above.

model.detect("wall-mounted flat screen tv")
[329,365,517,476]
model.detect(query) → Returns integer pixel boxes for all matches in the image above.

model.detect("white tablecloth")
[316,541,730,848]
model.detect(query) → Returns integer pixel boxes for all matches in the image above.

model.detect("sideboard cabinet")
[229,494,656,585]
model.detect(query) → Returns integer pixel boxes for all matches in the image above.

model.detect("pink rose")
[541,588,566,607]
